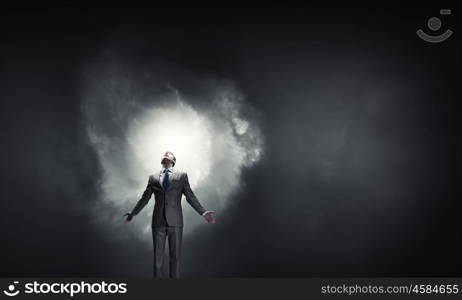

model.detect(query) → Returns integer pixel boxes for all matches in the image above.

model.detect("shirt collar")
[161,167,173,173]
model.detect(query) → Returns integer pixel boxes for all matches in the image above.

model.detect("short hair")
[161,151,176,167]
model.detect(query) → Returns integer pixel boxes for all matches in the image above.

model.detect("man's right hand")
[124,212,134,223]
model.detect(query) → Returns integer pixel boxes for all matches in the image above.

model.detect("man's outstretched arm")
[125,176,154,222]
[182,172,215,223]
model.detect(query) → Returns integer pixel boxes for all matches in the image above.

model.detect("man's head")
[161,151,176,168]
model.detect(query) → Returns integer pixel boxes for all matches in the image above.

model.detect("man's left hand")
[203,211,216,223]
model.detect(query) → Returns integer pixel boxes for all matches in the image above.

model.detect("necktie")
[162,169,170,190]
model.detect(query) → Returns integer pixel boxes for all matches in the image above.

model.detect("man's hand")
[124,212,134,223]
[203,211,216,224]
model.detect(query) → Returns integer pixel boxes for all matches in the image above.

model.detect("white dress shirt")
[159,167,173,187]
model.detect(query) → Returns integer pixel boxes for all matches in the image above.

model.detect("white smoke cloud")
[81,55,264,242]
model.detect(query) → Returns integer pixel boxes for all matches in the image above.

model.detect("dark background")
[1,2,461,276]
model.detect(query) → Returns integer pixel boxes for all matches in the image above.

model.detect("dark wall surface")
[1,2,460,276]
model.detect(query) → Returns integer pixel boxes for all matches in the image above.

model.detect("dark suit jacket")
[130,169,206,227]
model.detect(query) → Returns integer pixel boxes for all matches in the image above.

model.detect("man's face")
[161,158,173,167]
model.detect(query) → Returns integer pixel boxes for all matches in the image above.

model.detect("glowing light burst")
[84,82,263,240]
[128,100,213,187]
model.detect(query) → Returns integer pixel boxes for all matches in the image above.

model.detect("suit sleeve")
[131,176,154,215]
[182,172,207,216]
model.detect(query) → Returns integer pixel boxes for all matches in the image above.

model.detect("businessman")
[124,151,215,278]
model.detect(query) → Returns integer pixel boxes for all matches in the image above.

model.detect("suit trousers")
[152,226,183,278]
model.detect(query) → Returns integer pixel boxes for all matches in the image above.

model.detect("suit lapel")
[157,170,164,190]
[165,169,178,192]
